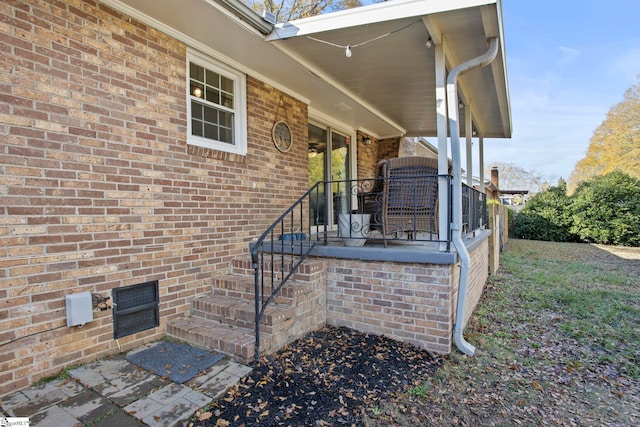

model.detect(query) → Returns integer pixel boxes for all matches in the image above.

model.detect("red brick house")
[0,0,511,394]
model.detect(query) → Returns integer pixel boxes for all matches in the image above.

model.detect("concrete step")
[166,317,272,365]
[191,295,294,335]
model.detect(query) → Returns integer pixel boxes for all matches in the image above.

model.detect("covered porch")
[250,0,511,358]
[258,0,510,261]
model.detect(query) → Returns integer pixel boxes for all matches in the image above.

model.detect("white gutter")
[447,37,499,356]
[211,0,274,34]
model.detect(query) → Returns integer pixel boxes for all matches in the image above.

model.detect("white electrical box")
[65,292,93,327]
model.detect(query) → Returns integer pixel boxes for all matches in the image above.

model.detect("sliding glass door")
[308,123,351,227]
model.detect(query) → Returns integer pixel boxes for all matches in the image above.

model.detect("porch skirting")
[322,236,489,355]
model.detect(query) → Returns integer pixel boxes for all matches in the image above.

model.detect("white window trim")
[186,49,247,155]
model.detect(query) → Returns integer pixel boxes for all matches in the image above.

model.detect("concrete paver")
[125,383,210,427]
[58,390,118,422]
[187,358,253,399]
[29,405,82,427]
[1,379,83,417]
[92,410,144,426]
[0,349,252,427]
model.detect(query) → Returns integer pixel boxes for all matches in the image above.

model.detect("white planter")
[338,214,370,247]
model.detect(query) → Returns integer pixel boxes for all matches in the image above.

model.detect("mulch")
[192,325,442,427]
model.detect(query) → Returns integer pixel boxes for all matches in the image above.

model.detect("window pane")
[221,93,233,109]
[220,76,233,93]
[219,128,233,144]
[191,101,202,119]
[204,123,218,140]
[206,70,220,87]
[204,107,218,124]
[190,83,204,99]
[190,63,204,82]
[220,110,233,127]
[206,88,220,105]
[191,119,203,137]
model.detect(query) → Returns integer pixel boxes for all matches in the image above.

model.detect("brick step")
[212,274,318,303]
[230,256,327,279]
[166,256,327,364]
[166,317,272,365]
[191,295,294,335]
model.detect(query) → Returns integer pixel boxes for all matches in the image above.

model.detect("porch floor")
[264,229,491,265]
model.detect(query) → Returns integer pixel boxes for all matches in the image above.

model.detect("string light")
[306,19,422,59]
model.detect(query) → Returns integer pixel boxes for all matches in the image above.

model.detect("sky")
[481,0,640,183]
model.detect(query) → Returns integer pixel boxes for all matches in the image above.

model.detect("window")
[112,280,159,339]
[187,50,247,155]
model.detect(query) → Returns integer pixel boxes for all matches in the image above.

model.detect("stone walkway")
[0,348,251,427]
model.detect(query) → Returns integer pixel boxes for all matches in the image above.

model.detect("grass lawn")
[366,239,640,426]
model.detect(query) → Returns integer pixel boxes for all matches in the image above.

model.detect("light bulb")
[345,46,352,58]
[193,87,202,98]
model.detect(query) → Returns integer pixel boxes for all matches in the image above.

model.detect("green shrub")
[511,172,640,247]
[569,171,640,246]
[512,181,578,242]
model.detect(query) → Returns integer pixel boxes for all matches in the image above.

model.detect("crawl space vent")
[113,280,159,339]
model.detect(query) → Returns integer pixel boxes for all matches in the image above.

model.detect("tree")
[568,82,640,194]
[569,171,640,247]
[243,0,366,22]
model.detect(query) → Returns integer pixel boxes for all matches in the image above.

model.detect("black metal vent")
[113,280,159,339]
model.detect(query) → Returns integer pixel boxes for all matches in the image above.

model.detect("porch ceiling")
[105,0,511,140]
[267,0,512,139]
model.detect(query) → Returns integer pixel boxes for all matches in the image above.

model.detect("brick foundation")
[325,238,489,355]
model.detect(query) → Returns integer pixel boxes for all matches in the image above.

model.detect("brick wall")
[355,132,377,179]
[0,0,308,394]
[325,237,489,356]
[326,259,456,354]
[462,238,489,327]
[377,137,400,160]
[450,238,490,329]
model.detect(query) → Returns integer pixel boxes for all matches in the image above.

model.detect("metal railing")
[250,174,489,361]
[462,183,487,233]
[249,183,320,362]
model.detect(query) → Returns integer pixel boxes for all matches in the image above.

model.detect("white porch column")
[465,103,473,188]
[434,43,449,251]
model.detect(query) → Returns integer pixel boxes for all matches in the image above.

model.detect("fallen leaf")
[199,411,212,421]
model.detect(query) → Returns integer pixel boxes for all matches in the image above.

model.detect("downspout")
[447,37,499,356]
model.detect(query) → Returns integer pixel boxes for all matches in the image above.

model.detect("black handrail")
[250,182,323,362]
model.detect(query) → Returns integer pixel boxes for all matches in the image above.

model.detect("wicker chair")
[364,157,439,246]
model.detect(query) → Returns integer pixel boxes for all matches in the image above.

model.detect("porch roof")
[266,0,511,139]
[104,0,511,140]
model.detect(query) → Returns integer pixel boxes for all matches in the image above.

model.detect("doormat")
[126,341,224,384]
